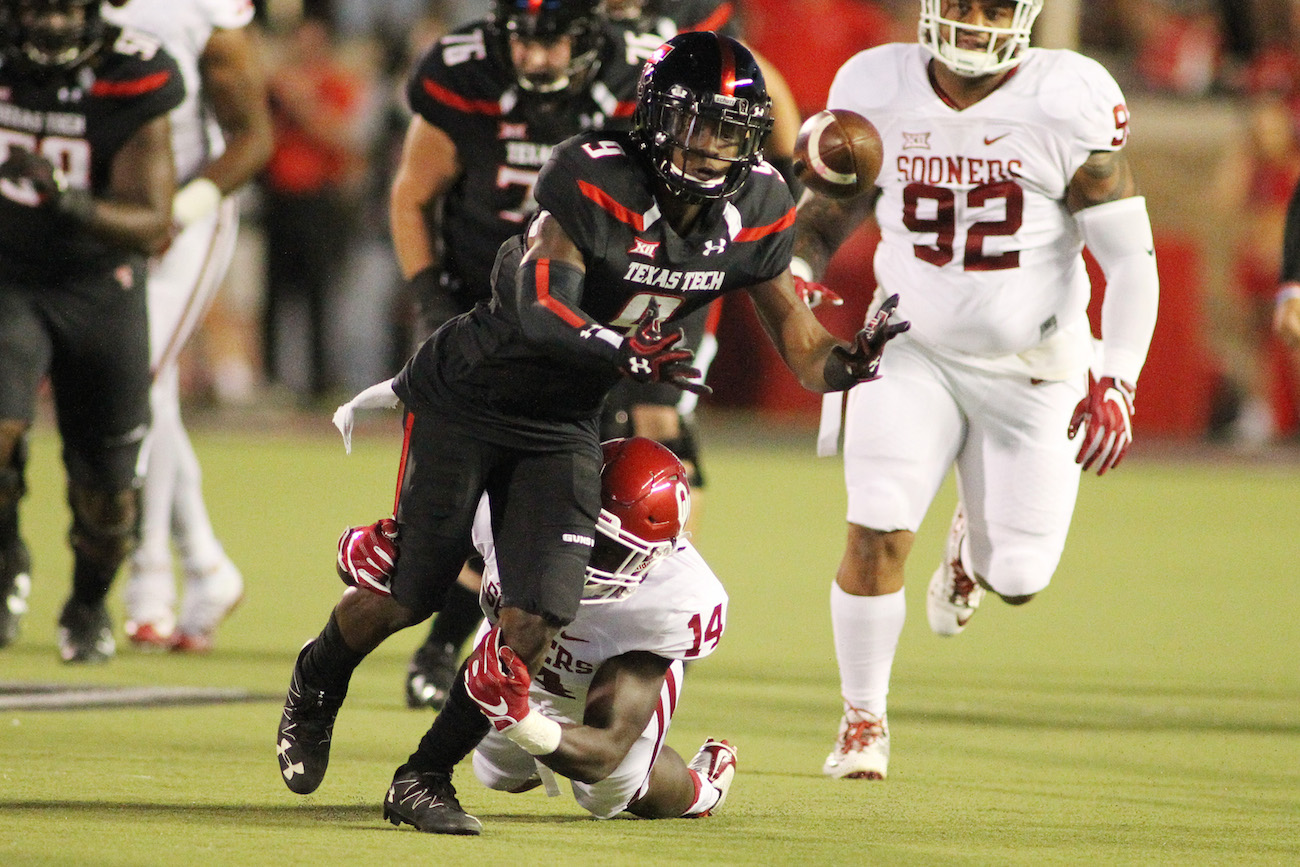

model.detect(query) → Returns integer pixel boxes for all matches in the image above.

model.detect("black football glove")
[618,303,712,396]
[0,147,92,220]
[825,293,910,389]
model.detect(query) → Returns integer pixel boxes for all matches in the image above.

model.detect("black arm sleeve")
[1281,179,1300,285]
[516,258,624,363]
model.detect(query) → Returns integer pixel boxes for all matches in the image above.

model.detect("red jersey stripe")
[90,70,172,97]
[534,259,587,328]
[422,78,503,116]
[578,179,646,231]
[735,205,795,241]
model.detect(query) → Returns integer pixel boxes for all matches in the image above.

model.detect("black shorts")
[390,409,602,625]
[0,264,149,488]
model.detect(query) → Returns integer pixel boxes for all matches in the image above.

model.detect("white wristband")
[172,177,223,228]
[790,255,815,282]
[504,711,562,756]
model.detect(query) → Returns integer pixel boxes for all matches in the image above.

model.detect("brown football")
[792,109,883,200]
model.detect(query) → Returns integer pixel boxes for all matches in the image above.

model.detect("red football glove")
[618,303,712,396]
[335,518,398,596]
[793,275,843,309]
[1068,374,1136,476]
[465,626,533,733]
[828,293,910,386]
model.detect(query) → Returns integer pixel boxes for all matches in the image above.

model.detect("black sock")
[403,660,491,775]
[424,581,484,653]
[300,613,368,696]
[70,554,115,608]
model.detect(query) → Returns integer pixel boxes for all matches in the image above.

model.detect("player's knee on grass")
[68,484,139,569]
[472,733,541,792]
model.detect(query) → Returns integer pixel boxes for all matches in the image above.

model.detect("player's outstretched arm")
[465,626,670,784]
[746,270,907,392]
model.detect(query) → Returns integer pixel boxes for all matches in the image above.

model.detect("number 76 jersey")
[472,497,728,725]
[829,44,1130,364]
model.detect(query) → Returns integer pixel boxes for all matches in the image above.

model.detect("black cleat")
[56,597,115,663]
[404,640,459,710]
[383,766,482,835]
[0,539,31,649]
[276,641,344,794]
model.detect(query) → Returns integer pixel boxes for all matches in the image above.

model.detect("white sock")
[172,417,224,573]
[681,769,721,817]
[830,583,906,718]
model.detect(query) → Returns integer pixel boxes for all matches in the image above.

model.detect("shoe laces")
[840,714,886,752]
[948,558,978,604]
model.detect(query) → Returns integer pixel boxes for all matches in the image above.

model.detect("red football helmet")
[584,437,691,603]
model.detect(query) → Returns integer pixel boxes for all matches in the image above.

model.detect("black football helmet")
[583,437,691,604]
[491,0,607,95]
[0,0,105,73]
[633,31,773,202]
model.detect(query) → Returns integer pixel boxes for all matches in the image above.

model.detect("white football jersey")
[471,499,727,727]
[830,44,1130,377]
[104,0,256,182]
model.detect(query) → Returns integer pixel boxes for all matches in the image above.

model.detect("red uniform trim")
[422,78,503,116]
[534,259,586,328]
[393,411,415,514]
[578,179,646,231]
[91,70,172,97]
[612,100,637,118]
[734,205,795,241]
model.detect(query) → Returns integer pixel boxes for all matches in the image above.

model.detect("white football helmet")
[919,0,1043,78]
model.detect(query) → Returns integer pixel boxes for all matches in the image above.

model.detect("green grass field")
[1,415,1297,865]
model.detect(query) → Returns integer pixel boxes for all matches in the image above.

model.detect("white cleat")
[926,504,984,636]
[175,554,244,652]
[686,738,737,816]
[823,709,889,780]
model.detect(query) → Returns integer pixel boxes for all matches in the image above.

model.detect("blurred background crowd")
[189,0,1300,448]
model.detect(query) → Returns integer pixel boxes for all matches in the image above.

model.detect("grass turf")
[0,417,1296,865]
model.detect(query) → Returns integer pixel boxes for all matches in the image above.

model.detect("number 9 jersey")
[830,44,1129,380]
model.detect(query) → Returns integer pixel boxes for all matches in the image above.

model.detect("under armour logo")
[277,738,304,780]
[702,239,727,256]
[629,358,651,375]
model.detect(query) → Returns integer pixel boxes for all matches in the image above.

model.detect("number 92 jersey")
[406,19,642,298]
[0,25,183,277]
[830,44,1129,366]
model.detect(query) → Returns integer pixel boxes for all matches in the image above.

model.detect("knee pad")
[67,484,140,568]
[978,543,1055,599]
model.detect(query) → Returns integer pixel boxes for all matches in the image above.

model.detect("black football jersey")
[0,25,183,278]
[407,19,644,301]
[395,129,794,431]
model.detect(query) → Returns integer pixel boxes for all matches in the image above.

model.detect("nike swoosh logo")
[482,696,509,716]
[983,133,1010,145]
[559,630,588,643]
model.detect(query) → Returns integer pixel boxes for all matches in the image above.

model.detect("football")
[792,109,883,200]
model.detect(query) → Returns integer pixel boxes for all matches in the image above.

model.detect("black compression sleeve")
[515,258,623,362]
